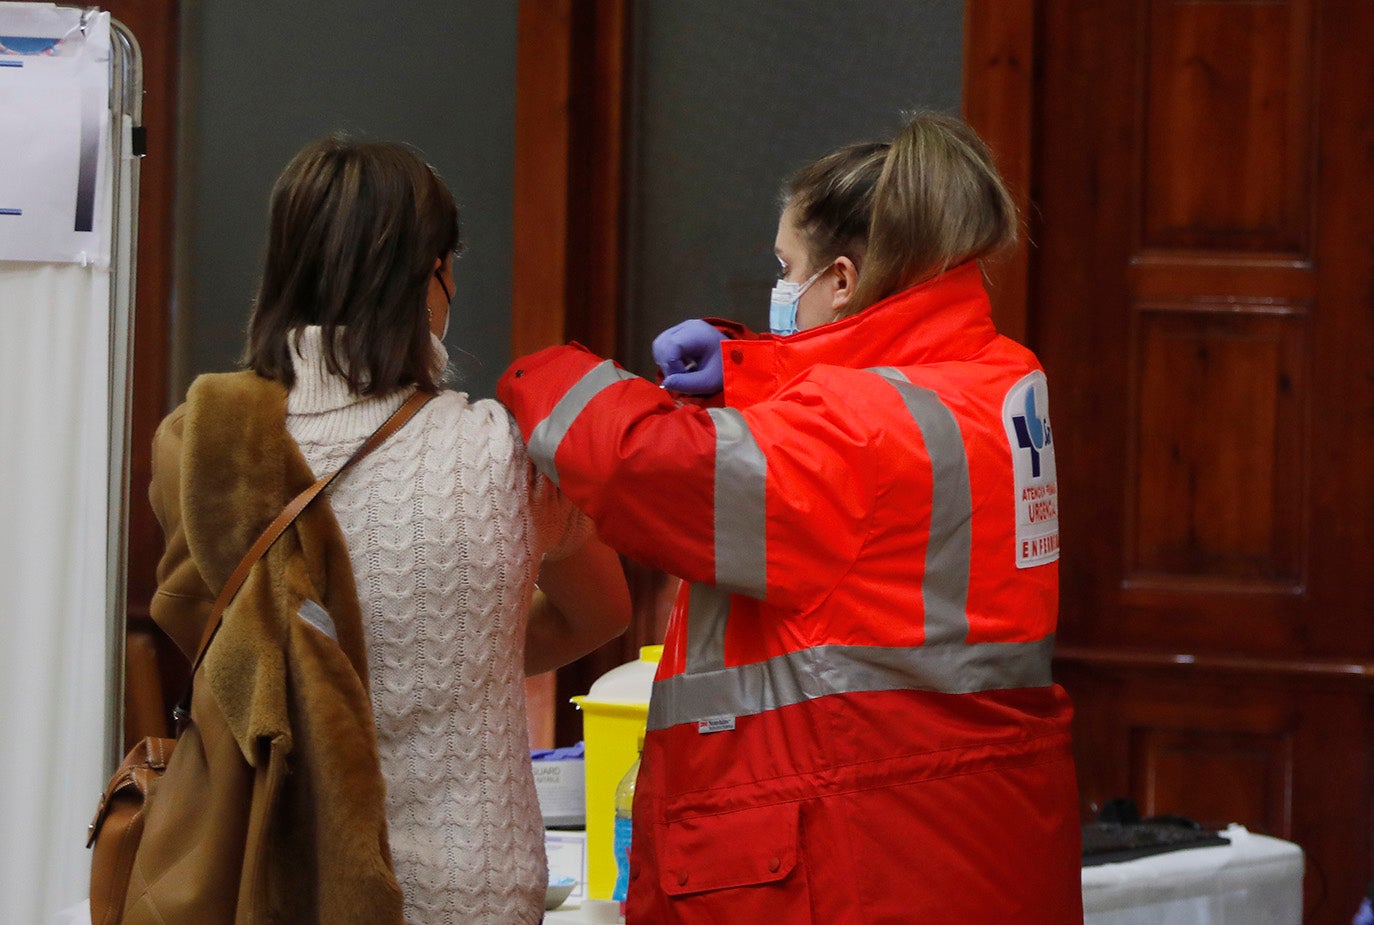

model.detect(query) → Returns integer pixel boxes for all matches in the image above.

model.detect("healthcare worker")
[497,112,1082,923]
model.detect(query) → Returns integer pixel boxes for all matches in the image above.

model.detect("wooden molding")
[514,0,633,747]
[565,0,627,358]
[1055,645,1374,685]
[512,0,574,357]
[512,0,628,359]
[962,0,1037,345]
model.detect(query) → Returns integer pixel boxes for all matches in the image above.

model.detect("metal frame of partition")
[105,11,143,775]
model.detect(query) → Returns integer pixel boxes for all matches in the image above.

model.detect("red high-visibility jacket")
[498,263,1082,924]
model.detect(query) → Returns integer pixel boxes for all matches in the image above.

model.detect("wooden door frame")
[125,0,640,753]
[962,0,1038,347]
[513,0,642,748]
[512,0,627,361]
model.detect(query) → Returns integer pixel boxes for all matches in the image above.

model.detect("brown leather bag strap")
[186,388,434,681]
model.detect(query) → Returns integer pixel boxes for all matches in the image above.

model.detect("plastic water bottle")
[612,734,643,903]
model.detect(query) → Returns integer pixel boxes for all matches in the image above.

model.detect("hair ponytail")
[845,112,1017,315]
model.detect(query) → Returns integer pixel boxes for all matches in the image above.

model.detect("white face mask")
[768,265,826,336]
[434,269,453,340]
[429,271,453,382]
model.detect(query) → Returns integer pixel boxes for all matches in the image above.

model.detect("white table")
[1083,824,1303,924]
[55,825,1303,924]
[550,824,1303,924]
[546,897,623,923]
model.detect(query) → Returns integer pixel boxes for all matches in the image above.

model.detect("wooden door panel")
[1063,664,1296,832]
[1141,0,1314,253]
[1113,586,1302,655]
[1117,678,1297,836]
[1126,306,1308,582]
[1132,726,1293,836]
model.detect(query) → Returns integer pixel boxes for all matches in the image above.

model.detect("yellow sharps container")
[572,644,662,900]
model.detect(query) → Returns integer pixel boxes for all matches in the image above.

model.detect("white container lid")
[582,645,662,704]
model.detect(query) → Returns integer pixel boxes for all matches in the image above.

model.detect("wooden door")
[970,1,1374,921]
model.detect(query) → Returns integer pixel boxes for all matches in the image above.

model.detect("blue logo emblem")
[1012,386,1052,478]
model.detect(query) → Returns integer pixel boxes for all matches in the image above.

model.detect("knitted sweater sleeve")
[506,409,595,562]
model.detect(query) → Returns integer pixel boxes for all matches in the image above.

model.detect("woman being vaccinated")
[139,136,630,923]
[498,112,1081,923]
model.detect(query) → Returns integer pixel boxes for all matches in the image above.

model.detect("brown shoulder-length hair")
[783,111,1016,318]
[242,135,460,395]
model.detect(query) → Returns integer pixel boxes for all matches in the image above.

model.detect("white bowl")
[545,877,577,910]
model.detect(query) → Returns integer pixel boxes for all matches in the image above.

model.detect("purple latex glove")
[652,319,727,395]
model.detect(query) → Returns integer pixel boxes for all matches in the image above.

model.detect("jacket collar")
[722,261,999,405]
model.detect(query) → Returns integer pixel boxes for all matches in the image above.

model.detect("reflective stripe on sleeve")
[684,582,731,673]
[647,636,1056,731]
[706,407,767,599]
[681,410,767,673]
[526,360,638,486]
[869,367,972,645]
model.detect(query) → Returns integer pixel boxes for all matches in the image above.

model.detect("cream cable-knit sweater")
[284,328,589,924]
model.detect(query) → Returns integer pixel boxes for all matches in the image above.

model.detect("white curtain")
[0,264,115,918]
[0,6,129,919]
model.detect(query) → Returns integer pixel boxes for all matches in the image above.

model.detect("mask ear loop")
[429,267,454,331]
[797,263,828,296]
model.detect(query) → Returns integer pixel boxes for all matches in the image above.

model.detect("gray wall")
[174,2,963,396]
[175,0,517,399]
[621,0,964,376]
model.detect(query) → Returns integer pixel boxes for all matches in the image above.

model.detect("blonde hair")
[782,142,888,274]
[785,112,1017,318]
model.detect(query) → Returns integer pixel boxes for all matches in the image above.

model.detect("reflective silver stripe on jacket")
[869,367,972,646]
[706,407,767,599]
[683,408,767,672]
[647,636,1056,731]
[684,582,731,673]
[526,359,637,486]
[655,366,1014,731]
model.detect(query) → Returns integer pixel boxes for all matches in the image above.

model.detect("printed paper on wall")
[0,5,109,265]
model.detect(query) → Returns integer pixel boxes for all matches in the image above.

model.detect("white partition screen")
[0,5,140,921]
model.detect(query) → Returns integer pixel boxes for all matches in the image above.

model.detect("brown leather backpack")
[85,390,430,924]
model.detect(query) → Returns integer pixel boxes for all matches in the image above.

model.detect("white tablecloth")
[56,824,1305,925]
[1083,824,1304,924]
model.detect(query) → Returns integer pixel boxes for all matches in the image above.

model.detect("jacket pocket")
[658,801,802,897]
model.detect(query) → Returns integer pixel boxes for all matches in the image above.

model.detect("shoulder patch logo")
[1003,371,1059,568]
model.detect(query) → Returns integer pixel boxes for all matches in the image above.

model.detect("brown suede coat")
[125,371,404,924]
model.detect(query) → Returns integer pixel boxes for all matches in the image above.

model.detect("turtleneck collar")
[285,327,443,432]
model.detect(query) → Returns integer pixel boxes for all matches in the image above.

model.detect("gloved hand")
[652,319,727,395]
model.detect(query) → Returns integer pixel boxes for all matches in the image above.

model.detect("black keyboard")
[1081,822,1231,867]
